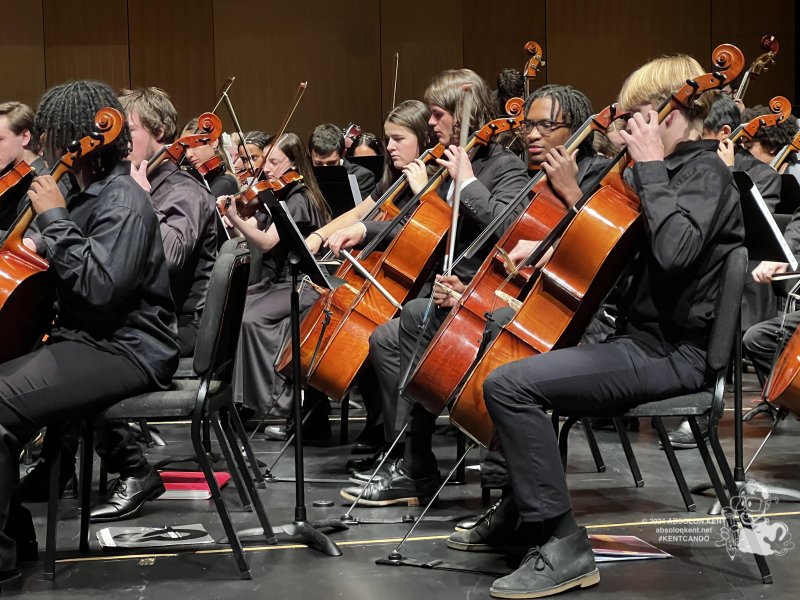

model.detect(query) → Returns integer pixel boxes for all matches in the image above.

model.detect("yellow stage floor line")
[55,511,800,565]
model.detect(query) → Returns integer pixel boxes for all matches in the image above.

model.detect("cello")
[288,102,527,402]
[448,44,745,446]
[771,130,800,172]
[728,95,791,143]
[273,142,447,383]
[0,107,125,363]
[734,35,779,103]
[404,103,629,414]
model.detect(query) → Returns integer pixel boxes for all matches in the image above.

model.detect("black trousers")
[742,310,800,384]
[484,336,706,521]
[0,341,152,571]
[368,298,449,442]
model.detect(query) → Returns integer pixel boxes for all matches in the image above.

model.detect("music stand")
[348,155,385,184]
[236,188,347,555]
[775,174,800,215]
[313,165,361,217]
[695,172,800,513]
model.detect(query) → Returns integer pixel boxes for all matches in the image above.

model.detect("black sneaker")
[490,528,599,598]
[19,459,77,502]
[447,496,525,553]
[339,460,441,507]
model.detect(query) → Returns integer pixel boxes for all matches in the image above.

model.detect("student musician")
[221,133,332,425]
[325,68,529,505]
[0,101,45,229]
[308,123,376,199]
[0,80,178,588]
[469,55,743,599]
[182,118,240,198]
[235,130,270,183]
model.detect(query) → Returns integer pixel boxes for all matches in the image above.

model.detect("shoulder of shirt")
[482,141,526,169]
[99,173,152,215]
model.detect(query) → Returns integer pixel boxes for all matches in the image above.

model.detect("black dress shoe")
[340,460,441,507]
[19,459,77,502]
[345,450,385,473]
[0,569,22,593]
[15,539,38,563]
[349,456,399,484]
[350,441,384,455]
[447,496,525,553]
[490,528,599,598]
[90,468,165,523]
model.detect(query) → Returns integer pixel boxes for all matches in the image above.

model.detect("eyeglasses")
[519,119,571,136]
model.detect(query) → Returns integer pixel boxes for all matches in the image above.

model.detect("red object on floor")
[157,471,232,500]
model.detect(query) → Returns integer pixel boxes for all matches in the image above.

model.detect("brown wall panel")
[0,0,46,108]
[42,0,129,91]
[546,0,711,110]
[711,0,794,109]
[129,0,216,129]
[462,0,547,96]
[214,0,381,141]
[380,0,463,118]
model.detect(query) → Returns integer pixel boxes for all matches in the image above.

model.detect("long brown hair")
[381,99,435,185]
[424,69,495,140]
[273,132,331,222]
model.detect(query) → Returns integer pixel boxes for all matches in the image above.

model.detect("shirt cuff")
[632,161,669,188]
[460,177,478,193]
[35,206,70,231]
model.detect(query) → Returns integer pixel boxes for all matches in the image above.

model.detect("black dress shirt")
[32,161,179,387]
[149,161,217,316]
[622,139,745,347]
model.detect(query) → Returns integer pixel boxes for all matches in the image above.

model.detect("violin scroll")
[195,112,223,140]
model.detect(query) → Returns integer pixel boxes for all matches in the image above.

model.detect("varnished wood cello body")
[0,107,125,363]
[447,45,745,447]
[404,104,629,414]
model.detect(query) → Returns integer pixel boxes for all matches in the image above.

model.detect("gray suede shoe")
[490,527,599,598]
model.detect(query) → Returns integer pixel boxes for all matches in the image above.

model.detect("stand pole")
[733,318,745,482]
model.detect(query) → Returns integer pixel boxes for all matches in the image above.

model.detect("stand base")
[375,552,506,577]
[237,519,348,557]
[692,480,800,516]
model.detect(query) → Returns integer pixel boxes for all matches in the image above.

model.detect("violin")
[0,107,125,363]
[734,35,779,103]
[770,130,800,171]
[197,155,224,178]
[729,95,791,143]
[217,170,303,219]
[447,44,745,447]
[0,161,35,198]
[404,103,629,416]
[288,103,527,403]
[146,112,222,176]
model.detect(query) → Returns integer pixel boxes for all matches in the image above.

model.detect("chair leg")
[652,417,695,511]
[211,414,252,512]
[44,425,61,581]
[227,403,267,487]
[688,417,772,583]
[708,417,737,493]
[218,412,276,543]
[79,422,93,554]
[558,417,578,471]
[339,392,349,445]
[192,416,251,579]
[613,418,644,487]
[138,418,155,448]
[580,418,606,473]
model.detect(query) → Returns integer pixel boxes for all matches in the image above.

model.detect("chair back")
[192,247,251,380]
[706,245,749,375]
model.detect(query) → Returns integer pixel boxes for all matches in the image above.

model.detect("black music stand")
[313,165,361,217]
[348,155,385,183]
[236,189,347,555]
[694,172,799,513]
[775,175,800,215]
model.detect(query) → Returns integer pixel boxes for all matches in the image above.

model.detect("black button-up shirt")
[623,139,745,347]
[33,161,179,387]
[149,160,217,316]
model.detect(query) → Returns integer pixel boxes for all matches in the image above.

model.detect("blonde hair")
[618,55,713,127]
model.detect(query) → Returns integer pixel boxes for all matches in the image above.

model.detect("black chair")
[555,246,772,583]
[45,247,276,580]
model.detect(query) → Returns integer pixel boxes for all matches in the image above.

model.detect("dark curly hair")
[35,80,130,176]
[741,105,799,154]
[526,84,596,157]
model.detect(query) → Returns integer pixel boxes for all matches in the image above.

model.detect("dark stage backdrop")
[0,0,795,140]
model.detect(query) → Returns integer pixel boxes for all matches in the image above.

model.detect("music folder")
[776,174,800,216]
[734,171,798,270]
[312,165,361,218]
